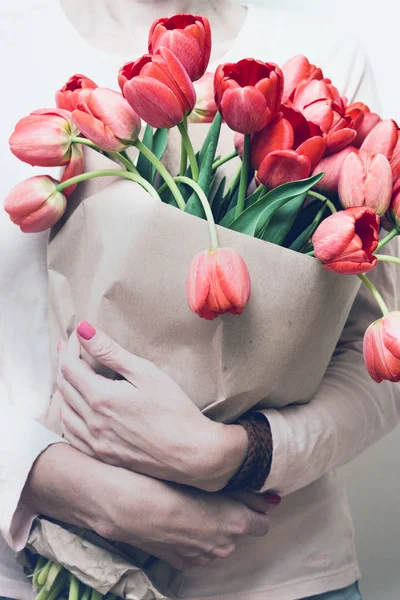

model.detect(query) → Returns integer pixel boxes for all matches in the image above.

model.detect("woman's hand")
[58,322,248,491]
[25,444,271,571]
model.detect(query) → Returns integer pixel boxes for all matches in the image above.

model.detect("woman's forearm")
[22,443,114,533]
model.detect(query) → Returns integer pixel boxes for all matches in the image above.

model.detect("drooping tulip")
[4,176,66,233]
[188,72,218,124]
[148,13,211,82]
[186,247,251,320]
[119,47,196,129]
[338,151,392,215]
[251,107,326,189]
[71,88,141,152]
[214,59,283,134]
[9,108,79,167]
[292,79,358,155]
[363,312,400,383]
[312,206,379,274]
[60,143,84,197]
[281,55,323,103]
[56,74,98,111]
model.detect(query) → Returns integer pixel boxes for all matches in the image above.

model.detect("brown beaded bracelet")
[224,412,273,492]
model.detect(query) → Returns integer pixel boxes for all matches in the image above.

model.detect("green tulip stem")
[33,556,47,590]
[179,117,188,176]
[81,586,91,600]
[173,176,219,249]
[236,134,251,218]
[306,250,315,257]
[358,273,389,316]
[226,165,242,199]
[70,137,138,173]
[37,559,53,587]
[91,589,103,600]
[134,140,186,209]
[212,150,238,171]
[308,190,337,213]
[55,169,160,200]
[376,227,399,250]
[375,254,400,266]
[177,120,199,181]
[68,574,80,600]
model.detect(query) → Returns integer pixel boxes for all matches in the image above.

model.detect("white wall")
[249,1,400,598]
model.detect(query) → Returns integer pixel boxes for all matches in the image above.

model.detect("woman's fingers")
[58,376,94,422]
[60,402,96,457]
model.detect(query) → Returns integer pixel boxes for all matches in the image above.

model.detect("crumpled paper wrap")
[25,519,180,599]
[31,167,360,598]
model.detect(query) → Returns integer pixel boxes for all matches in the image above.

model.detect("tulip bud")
[312,147,356,196]
[312,207,380,274]
[4,176,66,233]
[72,88,141,152]
[363,312,400,383]
[186,247,251,320]
[9,108,79,167]
[188,72,218,124]
[148,13,211,82]
[56,74,98,111]
[338,151,392,216]
[214,59,283,134]
[119,47,196,129]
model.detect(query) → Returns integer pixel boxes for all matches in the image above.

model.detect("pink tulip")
[9,108,79,167]
[214,59,283,134]
[56,74,98,111]
[360,119,400,184]
[119,47,196,129]
[292,79,357,155]
[252,107,326,189]
[72,88,141,152]
[60,143,84,197]
[364,312,400,383]
[186,247,251,320]
[347,102,381,148]
[338,151,392,215]
[4,175,66,233]
[148,13,211,82]
[188,72,218,124]
[312,146,356,196]
[281,55,323,103]
[312,206,379,274]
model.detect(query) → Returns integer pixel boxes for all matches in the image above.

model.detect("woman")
[1,1,399,599]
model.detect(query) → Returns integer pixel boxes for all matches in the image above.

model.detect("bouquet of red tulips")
[6,11,400,600]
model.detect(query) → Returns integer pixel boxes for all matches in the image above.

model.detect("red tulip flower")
[281,55,323,104]
[119,47,196,129]
[251,106,326,189]
[338,150,392,216]
[9,108,80,168]
[4,175,66,233]
[347,102,381,148]
[312,146,356,196]
[214,59,283,134]
[186,247,251,320]
[312,207,380,274]
[56,74,98,111]
[188,72,218,124]
[292,79,358,155]
[360,119,400,184]
[72,88,141,152]
[364,312,400,383]
[148,13,211,82]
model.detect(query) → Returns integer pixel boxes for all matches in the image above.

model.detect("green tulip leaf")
[185,142,218,217]
[225,173,324,236]
[219,185,267,227]
[210,175,226,209]
[259,191,307,244]
[199,112,223,168]
[136,124,153,182]
[151,128,168,182]
[289,202,329,252]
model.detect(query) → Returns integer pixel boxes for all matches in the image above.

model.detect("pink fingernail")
[57,341,61,353]
[77,321,96,340]
[264,493,282,505]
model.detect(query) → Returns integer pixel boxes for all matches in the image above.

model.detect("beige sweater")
[1,2,399,600]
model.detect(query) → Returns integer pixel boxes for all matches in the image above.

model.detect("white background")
[250,2,400,598]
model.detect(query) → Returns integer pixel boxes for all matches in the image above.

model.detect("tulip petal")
[360,119,398,158]
[220,87,272,134]
[88,88,141,142]
[257,150,311,189]
[296,136,326,170]
[251,117,294,169]
[20,191,66,233]
[60,144,84,197]
[312,146,356,195]
[353,112,381,148]
[124,77,185,128]
[72,110,123,152]
[325,127,357,155]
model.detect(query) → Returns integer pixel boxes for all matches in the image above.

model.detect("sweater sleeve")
[0,403,67,551]
[258,239,400,495]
